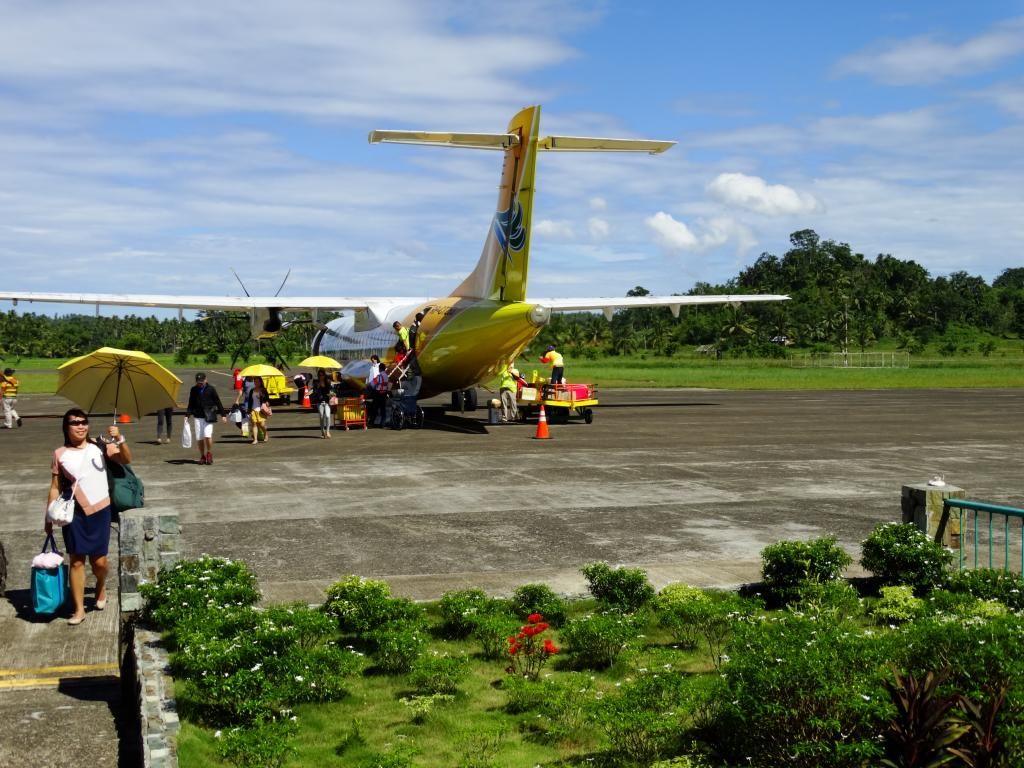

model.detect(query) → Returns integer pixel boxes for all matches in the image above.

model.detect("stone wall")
[130,627,179,768]
[119,509,180,612]
[119,509,181,767]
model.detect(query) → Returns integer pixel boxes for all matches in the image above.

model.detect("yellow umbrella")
[297,355,341,369]
[57,347,182,419]
[238,363,285,378]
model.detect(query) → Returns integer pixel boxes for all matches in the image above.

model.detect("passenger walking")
[186,372,227,465]
[408,312,425,356]
[46,408,132,625]
[312,369,335,439]
[246,376,271,444]
[235,376,255,438]
[369,362,390,426]
[1,367,22,428]
[539,344,565,384]
[155,407,173,444]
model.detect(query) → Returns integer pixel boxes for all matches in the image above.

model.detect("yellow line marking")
[0,662,118,677]
[0,675,118,690]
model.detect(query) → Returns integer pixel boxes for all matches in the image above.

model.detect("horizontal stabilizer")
[537,136,675,154]
[368,130,675,155]
[368,130,519,150]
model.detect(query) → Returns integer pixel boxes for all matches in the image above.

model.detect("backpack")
[107,462,145,513]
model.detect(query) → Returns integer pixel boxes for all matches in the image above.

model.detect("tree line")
[2,230,1022,362]
[534,229,1024,358]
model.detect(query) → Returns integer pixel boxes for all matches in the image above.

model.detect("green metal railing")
[942,499,1024,573]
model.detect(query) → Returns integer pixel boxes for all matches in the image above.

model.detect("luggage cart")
[517,383,598,424]
[337,395,368,430]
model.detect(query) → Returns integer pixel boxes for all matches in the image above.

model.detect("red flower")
[543,639,559,655]
[527,613,544,624]
[508,643,520,655]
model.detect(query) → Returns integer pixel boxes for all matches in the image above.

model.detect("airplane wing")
[534,294,790,320]
[0,291,426,313]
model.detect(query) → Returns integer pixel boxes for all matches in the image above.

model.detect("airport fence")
[792,351,911,368]
[943,498,1024,574]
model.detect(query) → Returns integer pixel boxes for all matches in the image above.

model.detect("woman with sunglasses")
[45,408,132,625]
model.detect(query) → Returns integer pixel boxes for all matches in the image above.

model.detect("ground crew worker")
[393,321,410,353]
[498,364,525,422]
[538,345,565,384]
[1,368,22,428]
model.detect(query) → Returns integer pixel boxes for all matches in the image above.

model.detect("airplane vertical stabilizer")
[449,105,540,303]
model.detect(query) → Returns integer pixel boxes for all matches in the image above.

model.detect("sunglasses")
[67,419,89,426]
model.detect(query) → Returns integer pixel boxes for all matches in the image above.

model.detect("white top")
[52,442,113,515]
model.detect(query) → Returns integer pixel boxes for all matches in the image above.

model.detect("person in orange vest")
[1,368,22,428]
[538,345,564,384]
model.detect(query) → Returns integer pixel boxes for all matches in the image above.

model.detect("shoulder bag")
[107,461,145,513]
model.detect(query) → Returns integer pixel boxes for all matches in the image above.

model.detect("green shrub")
[760,536,852,606]
[263,603,336,648]
[399,692,454,724]
[690,593,759,671]
[219,719,298,768]
[654,583,712,649]
[367,620,427,674]
[860,523,953,592]
[204,352,220,364]
[437,588,492,638]
[141,556,261,634]
[173,348,190,365]
[593,671,689,765]
[580,561,655,612]
[714,613,893,767]
[502,672,597,738]
[323,576,422,637]
[560,610,645,669]
[871,585,924,625]
[942,568,1024,611]
[408,651,470,694]
[790,580,863,621]
[470,612,521,661]
[510,583,568,626]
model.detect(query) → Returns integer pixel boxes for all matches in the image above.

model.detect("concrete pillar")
[901,483,965,548]
[119,508,180,614]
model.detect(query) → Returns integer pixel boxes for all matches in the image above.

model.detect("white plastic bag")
[181,418,193,449]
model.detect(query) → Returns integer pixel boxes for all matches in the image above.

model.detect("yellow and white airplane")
[1,105,787,404]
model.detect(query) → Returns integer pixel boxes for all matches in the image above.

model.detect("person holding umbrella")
[46,408,132,625]
[186,372,227,464]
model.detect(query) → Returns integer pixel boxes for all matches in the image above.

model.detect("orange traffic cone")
[302,389,311,408]
[117,413,132,424]
[533,404,551,440]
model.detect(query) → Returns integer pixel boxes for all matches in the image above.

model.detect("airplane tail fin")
[369,106,674,303]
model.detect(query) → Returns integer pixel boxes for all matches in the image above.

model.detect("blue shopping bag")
[31,534,68,615]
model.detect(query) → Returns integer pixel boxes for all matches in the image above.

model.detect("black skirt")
[61,503,112,556]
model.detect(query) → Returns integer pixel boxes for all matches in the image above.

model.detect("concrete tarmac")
[1,386,1022,764]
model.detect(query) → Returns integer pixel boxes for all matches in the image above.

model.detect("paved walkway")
[1,387,1021,765]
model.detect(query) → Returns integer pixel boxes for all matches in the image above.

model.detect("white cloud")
[835,17,1024,85]
[646,212,699,252]
[589,196,607,210]
[707,173,821,216]
[587,217,610,239]
[534,219,575,239]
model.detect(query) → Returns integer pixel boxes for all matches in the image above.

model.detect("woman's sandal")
[68,614,86,626]
[95,597,107,611]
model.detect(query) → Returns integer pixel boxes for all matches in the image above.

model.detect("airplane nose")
[528,305,550,327]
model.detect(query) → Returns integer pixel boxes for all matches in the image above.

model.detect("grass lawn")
[8,351,1024,396]
[175,598,711,768]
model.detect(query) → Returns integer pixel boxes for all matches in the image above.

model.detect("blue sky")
[1,1,1023,314]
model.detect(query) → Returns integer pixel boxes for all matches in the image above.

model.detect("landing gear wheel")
[451,388,478,412]
[582,408,594,424]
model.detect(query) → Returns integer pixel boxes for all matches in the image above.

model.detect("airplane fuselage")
[315,297,550,398]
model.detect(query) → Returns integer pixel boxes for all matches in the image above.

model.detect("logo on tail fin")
[493,200,526,253]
